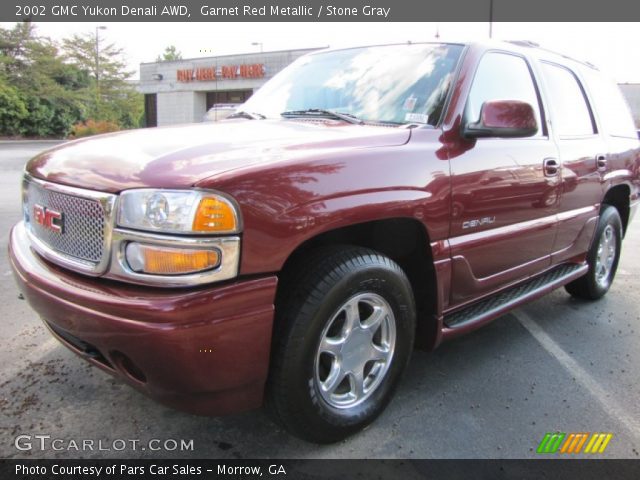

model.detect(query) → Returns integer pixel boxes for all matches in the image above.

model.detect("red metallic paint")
[10,222,277,415]
[480,100,538,131]
[199,127,451,275]
[9,41,640,414]
[26,120,411,193]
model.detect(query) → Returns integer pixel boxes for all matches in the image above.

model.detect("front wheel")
[268,247,416,443]
[565,205,623,300]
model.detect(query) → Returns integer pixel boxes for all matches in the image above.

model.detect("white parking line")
[0,337,59,385]
[514,309,640,440]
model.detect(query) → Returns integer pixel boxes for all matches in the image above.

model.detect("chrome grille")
[23,176,115,272]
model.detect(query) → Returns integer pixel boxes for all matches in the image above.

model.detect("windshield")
[240,43,464,126]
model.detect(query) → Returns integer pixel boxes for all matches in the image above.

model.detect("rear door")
[537,61,607,264]
[448,51,561,307]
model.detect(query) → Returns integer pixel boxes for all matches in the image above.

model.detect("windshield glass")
[241,43,464,125]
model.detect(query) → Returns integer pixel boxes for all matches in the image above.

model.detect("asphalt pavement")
[1,141,639,459]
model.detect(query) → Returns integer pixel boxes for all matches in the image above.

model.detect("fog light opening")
[111,351,147,384]
[125,242,221,275]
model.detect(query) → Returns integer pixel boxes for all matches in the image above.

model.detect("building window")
[206,90,253,110]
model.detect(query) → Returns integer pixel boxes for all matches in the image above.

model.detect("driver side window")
[466,52,545,137]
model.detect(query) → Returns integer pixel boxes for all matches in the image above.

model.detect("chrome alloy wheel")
[314,293,396,409]
[595,224,616,288]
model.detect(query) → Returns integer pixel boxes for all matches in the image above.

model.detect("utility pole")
[95,25,107,118]
[489,0,494,39]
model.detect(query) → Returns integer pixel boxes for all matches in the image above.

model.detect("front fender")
[237,188,445,275]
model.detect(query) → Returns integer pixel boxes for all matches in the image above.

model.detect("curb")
[0,140,67,145]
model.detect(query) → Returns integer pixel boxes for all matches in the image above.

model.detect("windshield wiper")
[228,111,266,120]
[280,109,364,125]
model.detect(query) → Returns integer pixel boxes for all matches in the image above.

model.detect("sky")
[5,22,640,83]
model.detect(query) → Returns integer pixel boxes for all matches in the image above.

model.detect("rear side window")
[582,69,637,139]
[541,63,595,137]
[466,52,544,137]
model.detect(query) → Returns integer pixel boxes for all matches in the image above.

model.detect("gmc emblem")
[33,204,64,233]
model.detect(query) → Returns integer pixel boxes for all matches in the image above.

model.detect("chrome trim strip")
[106,228,241,287]
[449,217,555,250]
[22,173,117,276]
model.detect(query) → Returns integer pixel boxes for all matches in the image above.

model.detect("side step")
[444,263,587,329]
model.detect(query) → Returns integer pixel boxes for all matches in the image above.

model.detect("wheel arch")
[602,183,631,236]
[274,217,440,351]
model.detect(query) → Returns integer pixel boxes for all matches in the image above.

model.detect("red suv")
[10,41,640,443]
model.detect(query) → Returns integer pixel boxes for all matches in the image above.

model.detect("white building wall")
[619,84,640,128]
[156,91,208,126]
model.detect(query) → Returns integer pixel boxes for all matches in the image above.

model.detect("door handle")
[543,158,559,177]
[596,154,607,171]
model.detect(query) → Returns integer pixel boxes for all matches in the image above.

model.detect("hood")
[26,119,411,193]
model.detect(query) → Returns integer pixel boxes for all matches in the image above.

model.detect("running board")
[444,263,587,329]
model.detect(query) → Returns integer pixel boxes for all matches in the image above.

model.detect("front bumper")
[9,221,277,415]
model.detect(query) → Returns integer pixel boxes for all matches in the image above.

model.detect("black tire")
[268,246,416,443]
[565,205,623,300]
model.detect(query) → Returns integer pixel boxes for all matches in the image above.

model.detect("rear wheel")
[565,205,622,300]
[268,246,416,443]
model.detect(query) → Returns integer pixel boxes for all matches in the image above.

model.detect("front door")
[449,51,560,307]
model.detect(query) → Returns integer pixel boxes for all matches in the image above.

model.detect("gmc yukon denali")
[9,41,640,443]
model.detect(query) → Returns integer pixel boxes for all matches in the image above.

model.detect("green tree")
[0,22,32,78]
[0,22,88,137]
[0,80,28,136]
[62,31,142,126]
[156,45,182,62]
[0,23,143,137]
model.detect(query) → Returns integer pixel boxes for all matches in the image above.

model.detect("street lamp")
[95,25,107,117]
[251,42,263,53]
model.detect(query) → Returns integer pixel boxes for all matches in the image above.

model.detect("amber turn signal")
[125,243,220,275]
[192,197,238,233]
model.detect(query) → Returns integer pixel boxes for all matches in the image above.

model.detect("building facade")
[619,84,640,128]
[138,48,319,127]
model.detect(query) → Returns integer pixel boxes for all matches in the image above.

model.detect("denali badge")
[462,216,496,229]
[33,204,64,233]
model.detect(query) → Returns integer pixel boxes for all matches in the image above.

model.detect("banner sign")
[2,0,640,22]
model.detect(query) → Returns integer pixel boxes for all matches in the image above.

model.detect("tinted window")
[466,52,544,136]
[582,69,637,138]
[541,63,595,137]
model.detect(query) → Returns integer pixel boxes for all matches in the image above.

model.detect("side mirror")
[463,100,538,138]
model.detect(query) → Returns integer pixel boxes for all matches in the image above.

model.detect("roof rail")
[506,40,540,48]
[506,40,599,70]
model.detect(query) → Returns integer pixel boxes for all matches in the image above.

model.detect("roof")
[306,40,600,72]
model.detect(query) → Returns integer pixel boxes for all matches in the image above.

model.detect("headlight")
[117,189,240,234]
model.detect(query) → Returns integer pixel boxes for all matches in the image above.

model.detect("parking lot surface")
[1,141,639,459]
